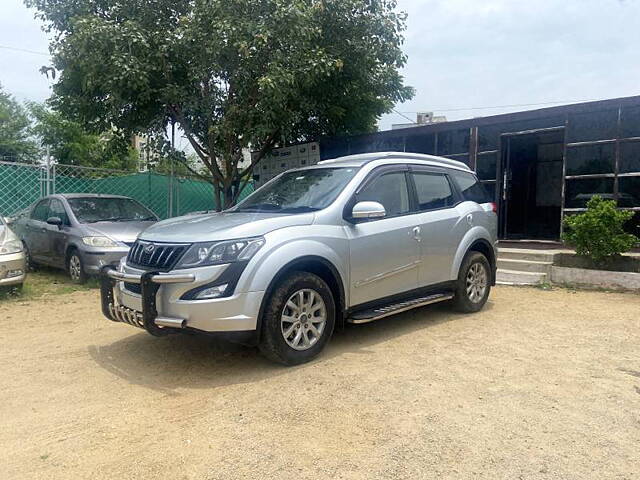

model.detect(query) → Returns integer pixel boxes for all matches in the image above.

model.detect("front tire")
[23,242,37,271]
[259,271,335,365]
[452,251,491,313]
[67,249,87,284]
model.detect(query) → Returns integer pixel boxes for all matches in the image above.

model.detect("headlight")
[82,236,118,248]
[176,237,265,268]
[0,240,22,255]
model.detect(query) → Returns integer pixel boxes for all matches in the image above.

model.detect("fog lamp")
[194,284,229,300]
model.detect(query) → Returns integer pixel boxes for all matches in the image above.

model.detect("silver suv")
[101,153,498,365]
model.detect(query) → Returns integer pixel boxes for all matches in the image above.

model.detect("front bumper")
[100,265,264,338]
[0,252,26,286]
[81,248,129,275]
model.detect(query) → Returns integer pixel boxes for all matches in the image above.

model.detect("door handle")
[503,170,508,201]
[412,226,421,242]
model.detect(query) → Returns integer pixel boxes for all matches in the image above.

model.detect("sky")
[1,0,640,133]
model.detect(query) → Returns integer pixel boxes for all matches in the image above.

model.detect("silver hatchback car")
[101,153,498,365]
[0,216,26,290]
[13,194,158,283]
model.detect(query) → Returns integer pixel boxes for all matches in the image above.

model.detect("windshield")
[68,197,158,223]
[233,167,358,213]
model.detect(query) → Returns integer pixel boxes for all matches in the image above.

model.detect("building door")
[499,128,564,240]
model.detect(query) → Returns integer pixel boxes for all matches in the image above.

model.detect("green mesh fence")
[0,161,254,219]
[0,161,49,218]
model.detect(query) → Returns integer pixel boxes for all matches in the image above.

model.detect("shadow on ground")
[88,300,493,394]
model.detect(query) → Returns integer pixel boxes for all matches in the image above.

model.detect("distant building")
[391,111,447,130]
[131,134,155,172]
[251,142,320,186]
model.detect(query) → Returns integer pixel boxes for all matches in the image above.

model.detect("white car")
[0,216,26,290]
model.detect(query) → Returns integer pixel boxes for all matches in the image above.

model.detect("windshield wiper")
[235,203,282,212]
[85,216,134,222]
[279,206,320,213]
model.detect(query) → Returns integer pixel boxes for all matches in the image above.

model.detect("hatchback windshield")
[233,167,358,213]
[68,197,158,223]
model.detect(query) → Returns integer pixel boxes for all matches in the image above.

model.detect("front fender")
[236,234,349,300]
[450,226,495,280]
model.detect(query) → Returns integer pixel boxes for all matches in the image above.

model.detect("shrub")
[562,195,638,263]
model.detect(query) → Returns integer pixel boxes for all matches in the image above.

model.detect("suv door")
[24,199,51,263]
[345,167,421,307]
[409,167,465,287]
[46,198,70,268]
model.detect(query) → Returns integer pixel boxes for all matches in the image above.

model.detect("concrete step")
[498,248,557,263]
[496,268,547,285]
[497,258,553,274]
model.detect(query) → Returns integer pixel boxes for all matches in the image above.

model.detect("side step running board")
[347,292,454,324]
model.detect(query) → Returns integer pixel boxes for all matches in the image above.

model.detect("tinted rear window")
[451,171,492,204]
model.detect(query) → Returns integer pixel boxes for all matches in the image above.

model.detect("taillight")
[490,202,498,214]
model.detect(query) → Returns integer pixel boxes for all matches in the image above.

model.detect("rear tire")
[259,271,335,366]
[67,249,87,284]
[452,251,491,313]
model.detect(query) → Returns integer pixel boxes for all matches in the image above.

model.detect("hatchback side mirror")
[351,201,386,220]
[46,216,63,228]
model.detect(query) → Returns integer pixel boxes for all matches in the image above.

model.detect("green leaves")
[0,85,39,162]
[562,195,638,263]
[29,102,137,170]
[26,0,414,208]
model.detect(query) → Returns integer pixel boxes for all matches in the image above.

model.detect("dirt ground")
[0,286,638,480]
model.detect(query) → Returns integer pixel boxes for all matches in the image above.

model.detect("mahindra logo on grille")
[143,244,155,254]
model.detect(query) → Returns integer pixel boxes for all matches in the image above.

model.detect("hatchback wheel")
[67,250,87,284]
[452,251,491,313]
[259,271,335,365]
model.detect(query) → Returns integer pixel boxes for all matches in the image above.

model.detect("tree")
[0,85,38,163]
[29,102,138,170]
[26,0,414,209]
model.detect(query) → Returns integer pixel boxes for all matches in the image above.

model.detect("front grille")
[127,240,190,270]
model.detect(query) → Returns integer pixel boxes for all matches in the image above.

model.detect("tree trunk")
[213,183,222,212]
[222,182,234,210]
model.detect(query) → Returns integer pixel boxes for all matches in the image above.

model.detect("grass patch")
[0,267,98,302]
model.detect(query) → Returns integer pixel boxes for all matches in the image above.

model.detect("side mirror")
[46,216,63,228]
[351,201,386,220]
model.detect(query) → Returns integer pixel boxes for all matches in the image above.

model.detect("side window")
[357,171,410,217]
[31,200,50,221]
[49,199,69,225]
[412,172,455,210]
[451,171,492,204]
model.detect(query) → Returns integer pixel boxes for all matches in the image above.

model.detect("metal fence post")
[45,148,52,196]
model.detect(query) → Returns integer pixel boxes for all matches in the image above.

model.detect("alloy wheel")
[466,262,487,303]
[281,288,327,351]
[69,255,82,282]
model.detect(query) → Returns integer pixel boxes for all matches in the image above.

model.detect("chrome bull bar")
[100,265,195,336]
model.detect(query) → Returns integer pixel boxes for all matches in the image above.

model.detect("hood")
[85,221,156,244]
[139,211,315,243]
[0,224,19,245]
